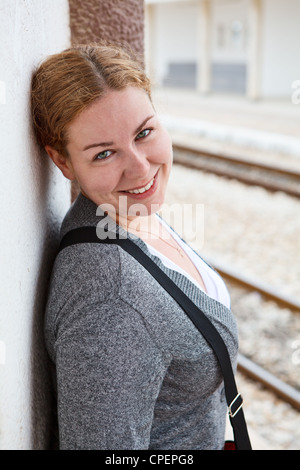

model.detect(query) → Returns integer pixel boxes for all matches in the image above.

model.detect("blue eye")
[94,150,113,161]
[136,128,151,140]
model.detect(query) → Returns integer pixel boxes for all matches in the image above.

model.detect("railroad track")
[206,257,300,313]
[172,143,300,199]
[237,354,300,413]
[170,143,300,410]
[203,255,300,412]
[172,145,300,409]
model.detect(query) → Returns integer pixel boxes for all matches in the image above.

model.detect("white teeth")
[126,177,155,194]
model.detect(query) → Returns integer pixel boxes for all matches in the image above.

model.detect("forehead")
[66,87,154,147]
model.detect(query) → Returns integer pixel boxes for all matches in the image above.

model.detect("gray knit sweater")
[45,193,238,450]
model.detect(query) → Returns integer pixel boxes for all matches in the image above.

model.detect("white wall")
[149,2,199,84]
[260,0,300,97]
[146,0,249,87]
[211,0,248,64]
[0,0,71,449]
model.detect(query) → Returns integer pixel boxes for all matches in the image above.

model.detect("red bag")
[224,441,236,450]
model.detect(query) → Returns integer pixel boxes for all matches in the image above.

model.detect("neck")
[116,212,162,240]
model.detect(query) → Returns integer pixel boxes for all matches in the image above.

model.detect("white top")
[145,217,231,309]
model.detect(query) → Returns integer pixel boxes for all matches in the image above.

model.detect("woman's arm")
[53,296,168,450]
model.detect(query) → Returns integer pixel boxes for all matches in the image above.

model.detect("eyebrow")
[83,115,155,151]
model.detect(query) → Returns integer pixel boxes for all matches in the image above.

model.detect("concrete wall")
[0,0,71,449]
[0,0,146,450]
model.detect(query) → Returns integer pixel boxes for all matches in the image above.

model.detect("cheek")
[153,132,173,165]
[163,139,173,171]
[74,165,120,195]
[163,131,173,162]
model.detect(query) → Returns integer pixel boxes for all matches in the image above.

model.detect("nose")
[123,147,151,180]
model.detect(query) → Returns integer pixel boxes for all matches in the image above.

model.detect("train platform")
[153,87,300,170]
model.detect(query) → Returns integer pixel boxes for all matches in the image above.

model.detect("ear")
[45,145,76,181]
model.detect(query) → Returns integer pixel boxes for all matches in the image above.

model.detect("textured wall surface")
[0,0,145,450]
[69,0,145,53]
[0,0,71,449]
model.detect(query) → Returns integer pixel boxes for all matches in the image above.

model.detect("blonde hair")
[31,42,151,156]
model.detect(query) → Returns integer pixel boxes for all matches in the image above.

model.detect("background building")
[145,0,300,99]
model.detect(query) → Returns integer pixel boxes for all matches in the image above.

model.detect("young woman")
[31,43,239,450]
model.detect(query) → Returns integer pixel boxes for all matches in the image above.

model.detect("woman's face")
[48,86,173,221]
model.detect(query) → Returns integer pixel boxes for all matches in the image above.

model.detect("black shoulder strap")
[59,226,252,450]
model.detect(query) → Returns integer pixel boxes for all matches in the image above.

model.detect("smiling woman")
[30,42,244,450]
[53,86,172,218]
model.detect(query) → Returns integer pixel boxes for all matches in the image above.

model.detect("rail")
[238,354,300,412]
[205,256,300,312]
[204,255,300,411]
[171,146,300,410]
[173,143,300,199]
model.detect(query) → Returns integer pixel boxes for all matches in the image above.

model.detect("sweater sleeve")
[54,297,168,450]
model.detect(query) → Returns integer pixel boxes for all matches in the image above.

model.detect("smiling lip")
[121,170,159,199]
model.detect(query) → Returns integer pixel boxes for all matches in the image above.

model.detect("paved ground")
[152,87,300,171]
[153,87,300,137]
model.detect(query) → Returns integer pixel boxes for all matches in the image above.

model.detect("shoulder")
[44,240,173,365]
[44,241,123,358]
[59,193,100,238]
[49,241,122,306]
